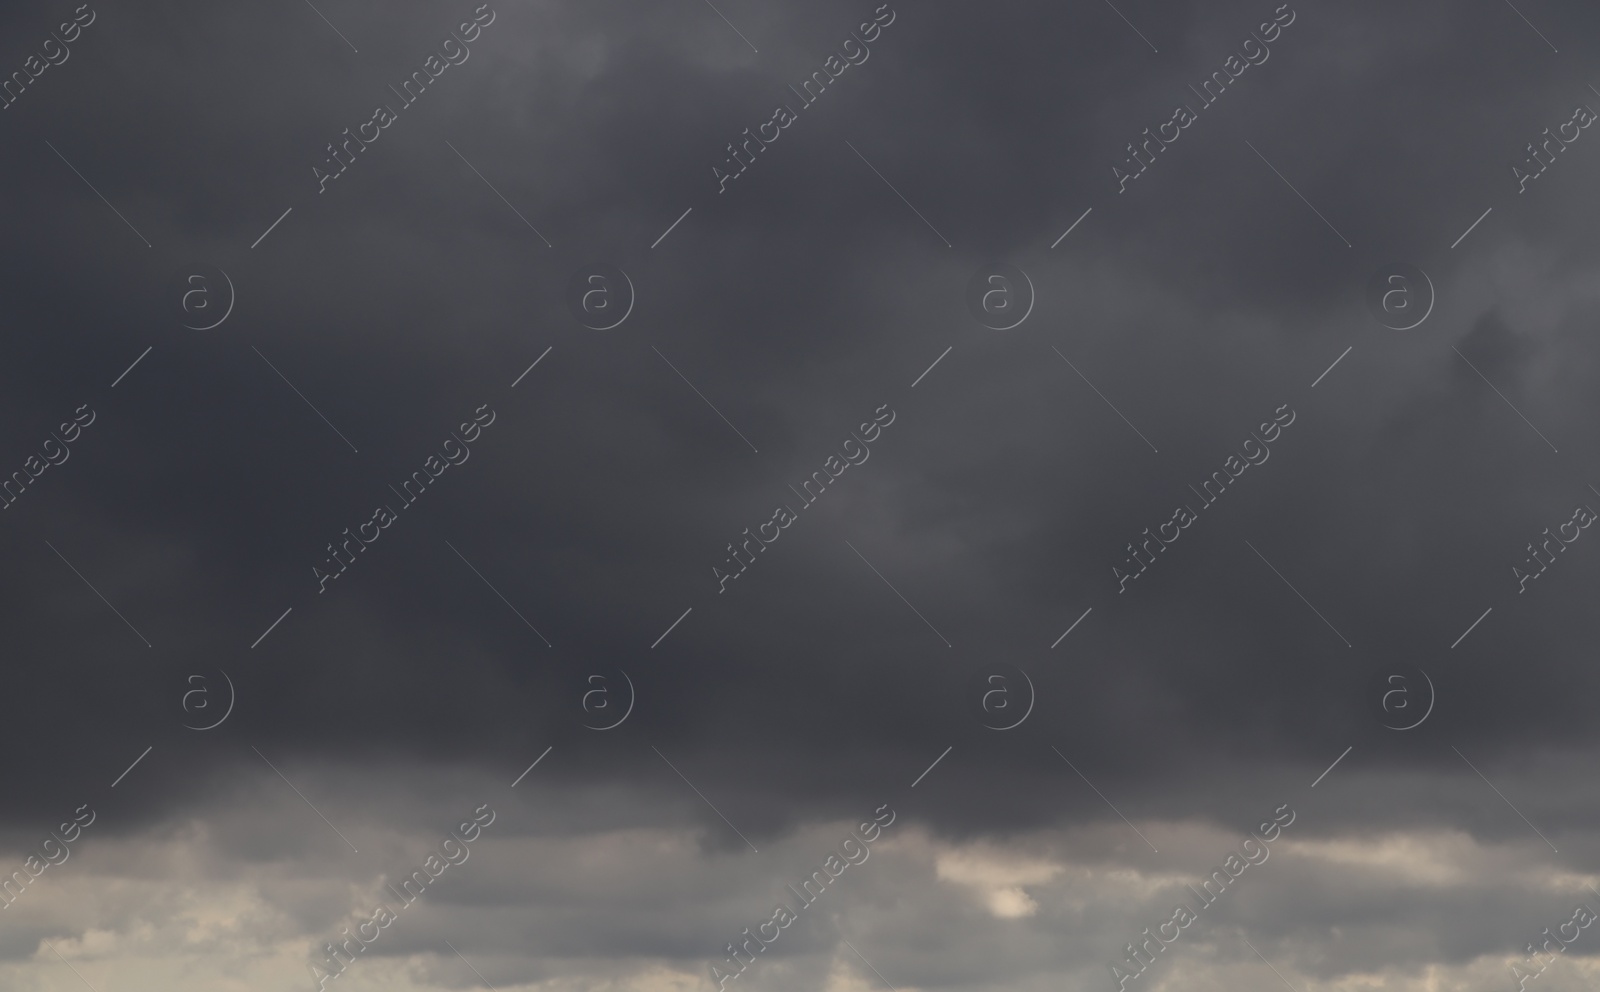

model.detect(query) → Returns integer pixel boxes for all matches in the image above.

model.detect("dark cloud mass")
[3,0,1600,989]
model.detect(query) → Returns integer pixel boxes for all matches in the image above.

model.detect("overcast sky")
[5,0,1600,989]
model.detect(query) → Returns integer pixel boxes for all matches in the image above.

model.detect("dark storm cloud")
[5,0,1600,987]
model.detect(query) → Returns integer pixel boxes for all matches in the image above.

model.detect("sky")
[4,0,1600,989]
